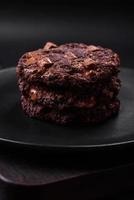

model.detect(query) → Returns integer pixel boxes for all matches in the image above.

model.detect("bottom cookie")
[21,96,120,125]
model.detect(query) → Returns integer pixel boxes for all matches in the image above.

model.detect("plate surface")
[0,67,134,152]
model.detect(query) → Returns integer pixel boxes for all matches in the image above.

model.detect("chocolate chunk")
[30,89,38,101]
[44,42,57,50]
[37,57,53,68]
[84,58,96,67]
[88,45,100,51]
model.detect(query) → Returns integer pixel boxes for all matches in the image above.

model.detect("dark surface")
[1,146,134,200]
[0,1,134,199]
[0,67,133,152]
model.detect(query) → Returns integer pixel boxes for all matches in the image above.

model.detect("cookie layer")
[17,42,120,89]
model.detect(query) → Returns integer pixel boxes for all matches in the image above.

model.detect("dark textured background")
[0,1,134,199]
[0,1,134,69]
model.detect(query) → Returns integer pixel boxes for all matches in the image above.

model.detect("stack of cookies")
[17,42,121,124]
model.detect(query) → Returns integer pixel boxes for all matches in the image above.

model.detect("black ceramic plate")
[0,67,134,152]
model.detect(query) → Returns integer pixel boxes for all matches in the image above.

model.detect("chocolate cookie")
[17,42,121,125]
[21,95,120,124]
[18,77,121,110]
[17,42,120,89]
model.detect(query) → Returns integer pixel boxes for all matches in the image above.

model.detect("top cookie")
[17,42,120,89]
